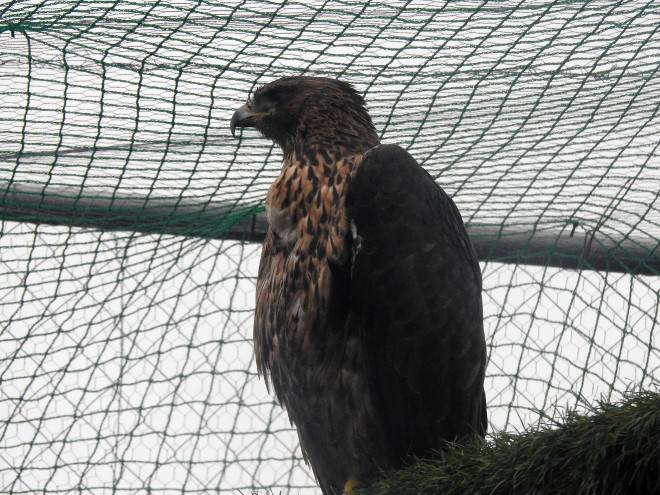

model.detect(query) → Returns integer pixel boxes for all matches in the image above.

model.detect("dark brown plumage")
[231,76,487,495]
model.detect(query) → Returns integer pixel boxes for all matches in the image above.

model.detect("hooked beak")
[230,103,264,138]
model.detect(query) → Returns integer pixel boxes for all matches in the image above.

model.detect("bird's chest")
[255,153,356,380]
[264,153,353,263]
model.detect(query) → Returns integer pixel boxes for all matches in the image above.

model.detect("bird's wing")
[346,144,487,458]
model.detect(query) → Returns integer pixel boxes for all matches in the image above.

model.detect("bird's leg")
[342,475,360,495]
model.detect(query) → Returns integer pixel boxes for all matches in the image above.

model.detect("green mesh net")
[1,1,659,493]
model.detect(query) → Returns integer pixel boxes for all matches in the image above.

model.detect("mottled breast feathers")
[254,147,358,382]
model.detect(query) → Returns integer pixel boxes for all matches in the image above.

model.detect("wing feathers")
[346,144,487,454]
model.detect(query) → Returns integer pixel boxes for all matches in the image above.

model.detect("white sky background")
[1,1,659,494]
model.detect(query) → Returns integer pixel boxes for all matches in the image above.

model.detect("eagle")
[231,76,487,495]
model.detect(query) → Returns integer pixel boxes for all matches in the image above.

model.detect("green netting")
[1,1,659,494]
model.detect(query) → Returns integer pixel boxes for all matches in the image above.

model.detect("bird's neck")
[274,146,362,207]
[283,141,368,165]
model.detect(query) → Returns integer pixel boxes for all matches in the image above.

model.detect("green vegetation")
[360,391,660,495]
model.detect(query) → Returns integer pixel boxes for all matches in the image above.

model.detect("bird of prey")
[231,76,487,495]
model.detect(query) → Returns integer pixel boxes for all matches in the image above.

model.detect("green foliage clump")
[359,391,660,495]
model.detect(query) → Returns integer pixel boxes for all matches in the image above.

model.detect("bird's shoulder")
[348,143,480,279]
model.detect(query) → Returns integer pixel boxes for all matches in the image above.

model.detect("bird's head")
[230,76,379,154]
